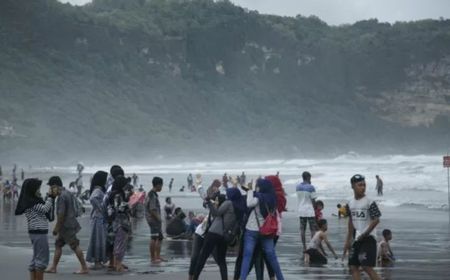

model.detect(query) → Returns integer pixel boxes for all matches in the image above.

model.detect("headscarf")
[15,178,44,215]
[226,187,246,221]
[254,178,276,218]
[90,170,108,195]
[265,175,287,214]
[109,175,128,204]
[110,165,124,180]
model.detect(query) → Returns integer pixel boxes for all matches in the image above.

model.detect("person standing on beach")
[343,174,381,280]
[193,187,245,280]
[240,179,284,280]
[21,168,25,180]
[168,178,174,192]
[103,165,125,268]
[45,176,89,274]
[145,176,165,263]
[15,178,55,280]
[187,173,193,191]
[107,176,133,272]
[375,175,383,196]
[296,171,318,253]
[132,173,138,187]
[86,171,108,269]
[377,229,395,267]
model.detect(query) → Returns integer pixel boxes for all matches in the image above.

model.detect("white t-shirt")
[348,196,381,239]
[296,182,318,217]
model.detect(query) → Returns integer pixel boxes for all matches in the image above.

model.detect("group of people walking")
[13,164,388,280]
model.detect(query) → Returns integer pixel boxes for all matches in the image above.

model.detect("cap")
[47,176,63,187]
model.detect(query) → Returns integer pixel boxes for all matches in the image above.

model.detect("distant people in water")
[179,185,185,192]
[21,168,25,180]
[304,219,338,265]
[334,203,349,218]
[132,173,138,188]
[168,178,174,193]
[375,175,383,196]
[239,171,246,185]
[378,229,395,267]
[187,173,194,191]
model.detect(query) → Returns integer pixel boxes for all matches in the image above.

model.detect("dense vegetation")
[1,0,449,164]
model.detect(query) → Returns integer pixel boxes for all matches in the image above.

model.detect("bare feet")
[73,268,89,274]
[45,268,56,273]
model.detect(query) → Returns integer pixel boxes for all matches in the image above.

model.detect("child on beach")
[336,203,349,218]
[315,200,324,221]
[304,219,338,265]
[145,177,165,263]
[378,229,395,267]
[15,178,55,280]
[343,174,381,280]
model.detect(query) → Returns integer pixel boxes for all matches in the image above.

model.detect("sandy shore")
[1,196,450,279]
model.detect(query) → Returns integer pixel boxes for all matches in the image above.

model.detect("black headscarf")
[109,175,128,204]
[90,170,108,195]
[15,178,44,215]
[110,165,124,180]
[254,178,277,218]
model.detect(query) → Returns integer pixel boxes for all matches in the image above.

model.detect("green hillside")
[1,0,449,164]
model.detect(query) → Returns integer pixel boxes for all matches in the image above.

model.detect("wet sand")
[1,195,449,280]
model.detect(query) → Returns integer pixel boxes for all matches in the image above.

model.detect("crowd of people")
[8,163,393,280]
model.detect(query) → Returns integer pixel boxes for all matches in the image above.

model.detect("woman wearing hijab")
[240,179,284,280]
[86,171,108,269]
[15,178,55,280]
[251,175,287,280]
[192,187,245,280]
[107,175,132,272]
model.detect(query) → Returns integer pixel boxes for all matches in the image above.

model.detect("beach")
[1,156,450,279]
[1,196,449,279]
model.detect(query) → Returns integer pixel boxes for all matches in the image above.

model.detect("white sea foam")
[40,154,449,210]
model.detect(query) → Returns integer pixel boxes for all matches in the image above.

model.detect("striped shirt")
[24,197,54,234]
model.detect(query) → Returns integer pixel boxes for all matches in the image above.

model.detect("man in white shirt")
[343,174,381,280]
[296,171,318,252]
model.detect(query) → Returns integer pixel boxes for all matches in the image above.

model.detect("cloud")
[60,0,450,25]
[231,0,450,25]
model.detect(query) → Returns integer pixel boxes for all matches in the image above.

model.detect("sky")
[61,0,450,25]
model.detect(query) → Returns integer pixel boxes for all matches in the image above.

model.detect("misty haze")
[0,1,450,280]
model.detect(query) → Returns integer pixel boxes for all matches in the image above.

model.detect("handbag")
[254,203,278,237]
[222,214,240,246]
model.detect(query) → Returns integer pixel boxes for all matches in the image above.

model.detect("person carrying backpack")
[45,176,89,274]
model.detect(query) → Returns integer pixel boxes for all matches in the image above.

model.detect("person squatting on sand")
[343,174,382,280]
[15,178,55,280]
[45,176,89,274]
[304,219,338,265]
[86,171,108,270]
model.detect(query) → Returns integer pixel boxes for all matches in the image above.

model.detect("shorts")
[29,233,49,272]
[149,222,163,241]
[55,228,80,250]
[305,248,327,265]
[348,236,377,267]
[299,217,317,232]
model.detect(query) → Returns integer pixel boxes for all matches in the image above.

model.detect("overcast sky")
[61,0,450,25]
